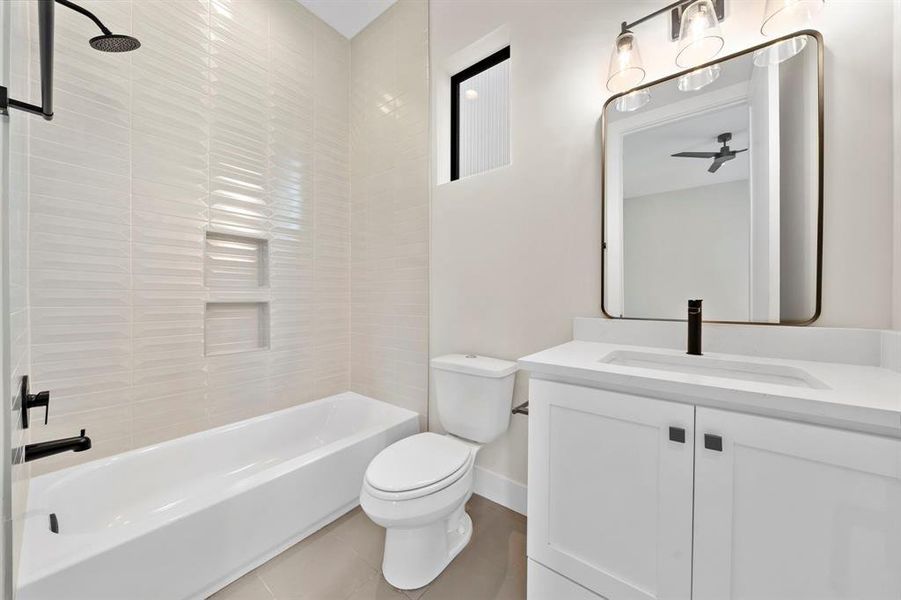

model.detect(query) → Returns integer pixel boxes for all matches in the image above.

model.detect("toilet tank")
[431,354,518,444]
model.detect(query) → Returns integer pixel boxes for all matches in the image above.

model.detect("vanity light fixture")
[754,0,824,66]
[605,0,726,98]
[675,0,725,68]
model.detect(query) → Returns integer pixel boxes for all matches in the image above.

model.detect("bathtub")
[17,392,419,600]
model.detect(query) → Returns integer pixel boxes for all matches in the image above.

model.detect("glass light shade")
[606,31,646,93]
[677,64,721,92]
[761,0,824,37]
[753,35,808,66]
[675,0,725,68]
[614,89,651,113]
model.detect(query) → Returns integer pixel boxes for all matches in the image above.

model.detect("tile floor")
[208,495,527,600]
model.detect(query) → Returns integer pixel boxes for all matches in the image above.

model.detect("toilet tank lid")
[430,354,518,378]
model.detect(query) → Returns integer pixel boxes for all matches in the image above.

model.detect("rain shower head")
[1,0,143,121]
[89,34,142,53]
[57,0,142,53]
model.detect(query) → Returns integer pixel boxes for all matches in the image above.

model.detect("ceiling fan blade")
[708,156,728,173]
[733,148,748,154]
[672,152,719,158]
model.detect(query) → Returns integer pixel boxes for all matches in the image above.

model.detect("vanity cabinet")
[693,407,901,600]
[528,379,901,600]
[527,379,695,600]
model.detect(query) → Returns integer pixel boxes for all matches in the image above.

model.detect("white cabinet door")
[528,379,695,600]
[694,407,901,600]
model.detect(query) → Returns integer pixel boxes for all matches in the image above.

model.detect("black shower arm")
[1,0,55,120]
[1,0,137,120]
[0,0,112,121]
[55,0,113,36]
[4,0,114,120]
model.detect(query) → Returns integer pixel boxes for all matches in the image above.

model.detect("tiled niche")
[204,231,271,356]
[205,231,269,289]
[204,302,270,356]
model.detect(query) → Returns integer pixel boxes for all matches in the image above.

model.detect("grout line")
[254,572,277,600]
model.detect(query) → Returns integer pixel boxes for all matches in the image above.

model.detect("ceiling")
[297,0,397,39]
[623,103,750,198]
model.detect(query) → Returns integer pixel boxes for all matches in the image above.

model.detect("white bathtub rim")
[30,391,414,487]
[19,392,419,589]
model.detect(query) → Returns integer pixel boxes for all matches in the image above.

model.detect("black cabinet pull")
[704,434,723,452]
[668,426,686,443]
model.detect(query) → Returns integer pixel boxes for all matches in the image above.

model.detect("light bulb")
[606,31,646,93]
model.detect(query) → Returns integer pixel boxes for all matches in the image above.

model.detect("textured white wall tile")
[350,0,429,422]
[24,0,351,472]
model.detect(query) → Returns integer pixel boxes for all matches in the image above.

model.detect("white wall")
[623,181,750,320]
[430,0,898,486]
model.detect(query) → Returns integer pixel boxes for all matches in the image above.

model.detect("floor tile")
[256,528,378,599]
[346,576,410,600]
[401,585,429,600]
[207,496,526,600]
[329,507,386,570]
[208,573,275,600]
[418,499,527,600]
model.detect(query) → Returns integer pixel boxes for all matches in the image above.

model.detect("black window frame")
[450,46,511,182]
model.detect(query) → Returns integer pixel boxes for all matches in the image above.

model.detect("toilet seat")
[364,433,475,501]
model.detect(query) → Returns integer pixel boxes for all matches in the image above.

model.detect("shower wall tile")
[27,0,135,463]
[25,0,351,473]
[350,0,430,423]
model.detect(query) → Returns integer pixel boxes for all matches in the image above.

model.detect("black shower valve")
[21,375,51,429]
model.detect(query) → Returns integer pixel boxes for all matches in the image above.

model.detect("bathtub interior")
[24,393,416,542]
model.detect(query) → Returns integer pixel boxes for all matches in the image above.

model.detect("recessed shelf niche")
[204,302,270,356]
[205,231,269,289]
[204,231,271,357]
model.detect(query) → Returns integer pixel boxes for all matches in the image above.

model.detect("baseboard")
[473,466,527,516]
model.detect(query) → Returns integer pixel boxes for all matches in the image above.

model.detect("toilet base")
[382,507,473,590]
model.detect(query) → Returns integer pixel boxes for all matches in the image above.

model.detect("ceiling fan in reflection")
[671,132,747,173]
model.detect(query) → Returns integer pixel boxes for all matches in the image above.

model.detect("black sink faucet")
[687,299,703,356]
[24,429,92,463]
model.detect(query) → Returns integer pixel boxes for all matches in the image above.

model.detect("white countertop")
[519,340,901,436]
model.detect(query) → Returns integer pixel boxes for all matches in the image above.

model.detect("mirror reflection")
[603,34,821,323]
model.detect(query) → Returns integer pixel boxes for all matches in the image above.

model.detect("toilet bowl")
[360,432,479,589]
[360,354,517,590]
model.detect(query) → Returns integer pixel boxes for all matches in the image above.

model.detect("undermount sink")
[599,350,830,389]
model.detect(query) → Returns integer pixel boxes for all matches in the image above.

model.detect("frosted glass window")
[451,47,510,180]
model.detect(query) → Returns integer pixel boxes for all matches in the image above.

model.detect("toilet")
[359,354,517,590]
